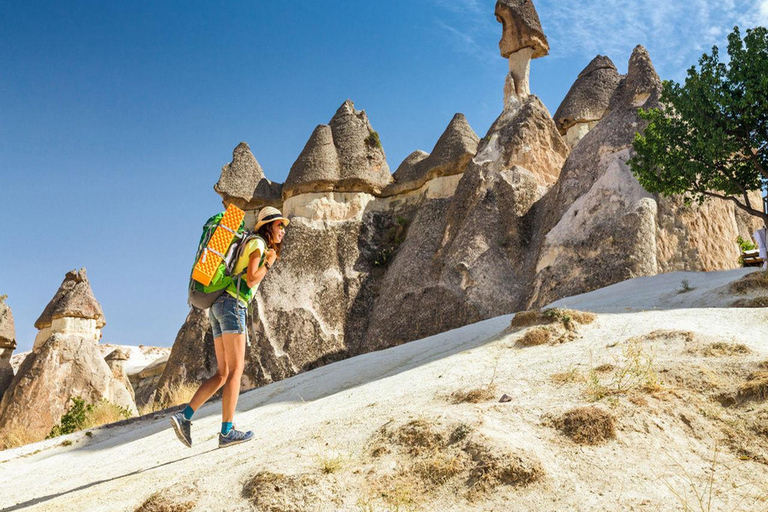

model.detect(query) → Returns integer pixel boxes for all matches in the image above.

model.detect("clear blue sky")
[2,0,766,352]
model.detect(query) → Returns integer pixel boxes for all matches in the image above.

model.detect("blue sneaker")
[170,412,192,448]
[218,426,254,448]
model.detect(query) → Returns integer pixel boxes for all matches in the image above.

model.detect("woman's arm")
[245,248,277,288]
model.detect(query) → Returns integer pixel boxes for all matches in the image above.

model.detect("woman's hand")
[266,249,277,267]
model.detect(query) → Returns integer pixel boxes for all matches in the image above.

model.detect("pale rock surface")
[2,270,766,512]
[0,296,16,399]
[283,100,392,200]
[33,268,105,350]
[214,142,283,210]
[554,55,621,147]
[0,333,137,441]
[105,347,134,402]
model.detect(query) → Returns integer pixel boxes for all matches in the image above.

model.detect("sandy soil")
[0,269,766,512]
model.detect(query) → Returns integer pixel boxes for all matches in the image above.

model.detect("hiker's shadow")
[2,448,217,511]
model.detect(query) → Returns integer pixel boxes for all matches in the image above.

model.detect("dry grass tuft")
[738,371,768,401]
[242,471,324,512]
[0,427,42,451]
[450,385,497,404]
[555,407,616,445]
[517,327,552,347]
[141,382,198,415]
[700,342,751,357]
[134,491,196,512]
[594,363,616,373]
[389,419,445,456]
[730,271,768,294]
[731,296,768,308]
[84,400,133,429]
[510,308,596,331]
[642,330,696,343]
[465,442,544,496]
[414,451,467,485]
[551,368,584,385]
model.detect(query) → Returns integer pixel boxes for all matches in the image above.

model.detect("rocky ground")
[0,269,766,512]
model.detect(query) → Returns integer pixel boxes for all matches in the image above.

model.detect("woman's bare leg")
[187,335,229,412]
[221,332,246,423]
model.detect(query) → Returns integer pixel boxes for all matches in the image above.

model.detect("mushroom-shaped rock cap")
[34,268,105,330]
[214,142,283,210]
[554,55,621,134]
[283,100,392,199]
[383,113,479,196]
[105,347,130,361]
[0,296,16,350]
[495,0,549,58]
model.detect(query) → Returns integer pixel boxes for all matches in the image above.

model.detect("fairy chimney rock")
[33,268,105,351]
[495,0,549,102]
[0,296,17,398]
[383,113,480,196]
[283,100,392,202]
[214,142,283,211]
[554,55,622,148]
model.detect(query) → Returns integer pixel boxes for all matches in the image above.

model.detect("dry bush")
[517,327,552,347]
[134,491,196,512]
[450,385,497,404]
[586,339,662,401]
[362,472,424,510]
[642,330,695,343]
[594,363,616,373]
[738,371,768,401]
[414,451,467,485]
[700,342,751,357]
[465,441,544,497]
[243,471,327,512]
[387,419,445,456]
[555,407,616,445]
[0,427,42,451]
[731,296,768,308]
[510,308,596,331]
[730,271,768,294]
[84,400,133,429]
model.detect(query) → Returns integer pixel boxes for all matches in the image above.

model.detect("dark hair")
[257,220,283,258]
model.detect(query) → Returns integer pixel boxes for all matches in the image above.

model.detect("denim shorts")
[209,293,247,338]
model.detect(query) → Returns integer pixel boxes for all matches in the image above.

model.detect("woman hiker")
[170,206,289,448]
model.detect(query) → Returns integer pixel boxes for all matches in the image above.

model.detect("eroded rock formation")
[33,268,105,351]
[0,296,16,398]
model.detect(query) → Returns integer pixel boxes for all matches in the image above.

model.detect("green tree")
[629,26,768,228]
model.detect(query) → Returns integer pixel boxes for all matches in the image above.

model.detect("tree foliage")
[629,26,768,227]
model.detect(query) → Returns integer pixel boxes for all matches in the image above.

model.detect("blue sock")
[182,405,194,422]
[221,422,233,436]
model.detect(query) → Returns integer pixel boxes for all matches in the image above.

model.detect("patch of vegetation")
[48,397,132,439]
[465,442,544,497]
[0,426,40,451]
[730,271,768,294]
[554,407,616,445]
[450,385,497,404]
[738,235,757,252]
[316,451,347,474]
[243,471,325,512]
[678,279,695,294]
[449,423,473,444]
[731,296,768,308]
[135,491,196,512]
[144,382,198,415]
[738,371,768,401]
[701,342,751,357]
[372,216,409,268]
[510,308,596,331]
[586,339,662,401]
[365,130,382,149]
[517,327,552,347]
[551,368,585,385]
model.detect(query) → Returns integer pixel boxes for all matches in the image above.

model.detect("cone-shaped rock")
[0,296,16,398]
[33,268,105,350]
[495,0,549,58]
[214,142,283,210]
[105,347,134,402]
[283,100,392,199]
[554,56,621,145]
[383,113,479,196]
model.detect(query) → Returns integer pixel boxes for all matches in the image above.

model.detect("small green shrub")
[48,397,91,438]
[678,279,695,294]
[365,131,382,149]
[737,236,756,251]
